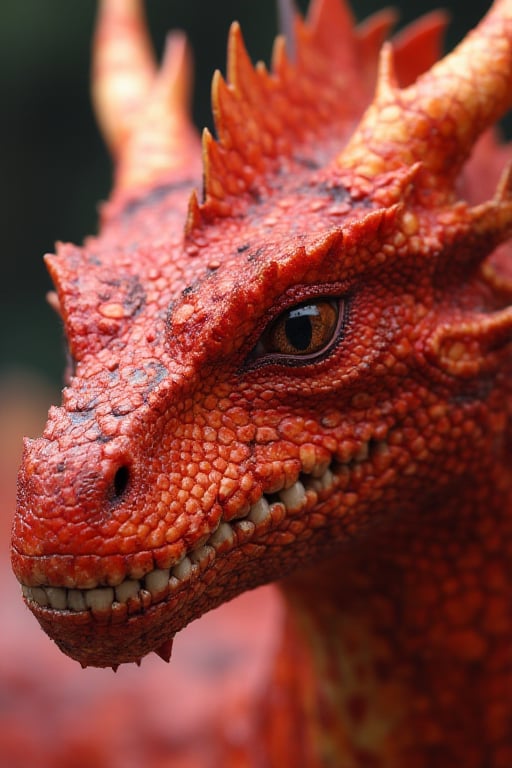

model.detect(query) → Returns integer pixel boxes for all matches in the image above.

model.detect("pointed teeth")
[190,545,214,565]
[68,589,87,612]
[85,587,115,612]
[115,579,141,603]
[248,497,271,523]
[46,587,67,610]
[307,468,335,494]
[21,440,387,618]
[144,568,170,596]
[279,480,307,512]
[173,556,193,581]
[208,522,235,547]
[25,586,49,607]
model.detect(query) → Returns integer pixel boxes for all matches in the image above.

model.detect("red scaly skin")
[11,0,512,764]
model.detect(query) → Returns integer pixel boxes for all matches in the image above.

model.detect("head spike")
[339,0,512,194]
[307,0,356,60]
[392,10,449,86]
[374,43,399,102]
[356,9,398,91]
[114,31,201,194]
[197,2,377,227]
[92,0,201,199]
[92,0,156,156]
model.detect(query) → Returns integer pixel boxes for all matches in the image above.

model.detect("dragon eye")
[253,298,342,360]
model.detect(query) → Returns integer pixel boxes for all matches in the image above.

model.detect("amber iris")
[258,299,339,357]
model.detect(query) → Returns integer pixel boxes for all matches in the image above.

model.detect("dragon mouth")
[19,437,389,619]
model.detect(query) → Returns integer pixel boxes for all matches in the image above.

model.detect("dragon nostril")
[112,465,130,500]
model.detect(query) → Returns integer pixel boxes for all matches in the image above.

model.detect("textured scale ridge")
[11,0,512,765]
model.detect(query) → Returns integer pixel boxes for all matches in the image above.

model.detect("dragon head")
[11,0,512,667]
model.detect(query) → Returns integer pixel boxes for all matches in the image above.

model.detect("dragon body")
[11,0,512,765]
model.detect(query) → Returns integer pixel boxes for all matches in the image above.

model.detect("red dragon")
[11,0,512,764]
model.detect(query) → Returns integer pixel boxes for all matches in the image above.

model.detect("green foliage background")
[0,0,492,384]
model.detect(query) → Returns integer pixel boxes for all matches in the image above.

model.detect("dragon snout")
[12,434,134,574]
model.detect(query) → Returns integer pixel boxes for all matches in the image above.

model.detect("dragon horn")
[92,0,200,196]
[339,0,512,191]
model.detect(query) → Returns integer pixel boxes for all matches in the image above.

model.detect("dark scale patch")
[128,368,148,384]
[121,278,146,318]
[145,361,168,389]
[237,243,250,254]
[292,154,321,170]
[247,247,265,263]
[247,187,263,204]
[324,182,352,203]
[96,276,146,318]
[124,362,168,404]
[120,179,197,219]
[295,180,375,209]
[69,410,95,426]
[181,275,203,297]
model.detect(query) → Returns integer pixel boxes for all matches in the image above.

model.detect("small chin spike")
[111,664,119,673]
[154,638,174,663]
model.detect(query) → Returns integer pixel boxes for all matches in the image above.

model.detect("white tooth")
[115,580,140,603]
[168,575,180,591]
[209,522,235,547]
[248,497,271,523]
[190,545,214,565]
[85,587,114,611]
[279,481,307,512]
[68,589,87,612]
[230,503,251,520]
[46,587,67,610]
[307,468,335,494]
[21,585,30,598]
[173,556,192,580]
[354,443,369,461]
[27,586,49,607]
[320,468,334,489]
[145,568,170,595]
[311,461,330,478]
[235,520,255,537]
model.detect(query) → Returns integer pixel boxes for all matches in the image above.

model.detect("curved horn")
[339,0,512,192]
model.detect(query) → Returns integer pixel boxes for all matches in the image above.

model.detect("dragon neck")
[264,458,512,767]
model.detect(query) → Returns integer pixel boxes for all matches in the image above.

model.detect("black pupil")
[285,305,318,351]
